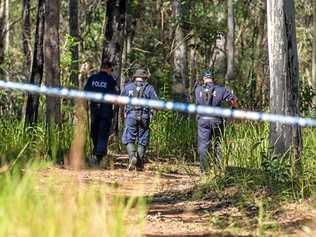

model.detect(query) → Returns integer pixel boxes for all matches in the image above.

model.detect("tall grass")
[0,120,146,236]
[151,113,316,199]
[0,115,315,213]
[0,120,46,166]
[150,112,197,160]
[0,119,75,166]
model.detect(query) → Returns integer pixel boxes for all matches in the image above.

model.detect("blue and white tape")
[0,79,316,127]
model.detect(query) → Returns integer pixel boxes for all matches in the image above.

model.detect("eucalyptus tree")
[267,0,302,168]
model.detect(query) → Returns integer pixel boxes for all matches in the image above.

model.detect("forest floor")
[37,154,315,237]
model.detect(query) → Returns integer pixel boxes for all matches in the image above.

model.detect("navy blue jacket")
[122,81,158,115]
[84,71,119,117]
[195,82,236,119]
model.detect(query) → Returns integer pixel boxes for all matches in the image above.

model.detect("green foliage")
[0,120,46,166]
[150,112,197,160]
[185,0,226,45]
[0,120,73,166]
[300,78,314,114]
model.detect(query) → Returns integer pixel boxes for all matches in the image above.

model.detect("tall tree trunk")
[118,34,131,134]
[67,63,90,170]
[188,36,198,101]
[22,0,31,71]
[171,0,188,100]
[225,0,235,81]
[101,0,127,79]
[255,0,267,110]
[44,0,61,131]
[118,3,132,135]
[69,0,79,86]
[4,0,10,54]
[267,0,302,167]
[101,0,127,147]
[21,0,31,121]
[24,0,45,126]
[0,0,5,65]
[210,35,226,78]
[0,0,8,77]
[312,0,316,110]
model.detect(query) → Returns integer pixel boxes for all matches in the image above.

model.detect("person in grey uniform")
[195,71,237,172]
[121,69,158,171]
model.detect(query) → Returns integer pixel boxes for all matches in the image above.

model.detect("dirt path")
[37,155,315,237]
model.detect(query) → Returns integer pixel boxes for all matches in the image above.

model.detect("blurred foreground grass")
[0,162,146,237]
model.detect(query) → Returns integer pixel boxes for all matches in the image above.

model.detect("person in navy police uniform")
[84,62,119,166]
[121,69,158,171]
[195,71,237,172]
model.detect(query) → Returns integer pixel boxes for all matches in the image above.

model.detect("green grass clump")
[150,113,316,200]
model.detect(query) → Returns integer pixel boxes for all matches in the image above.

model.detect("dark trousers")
[197,119,224,171]
[90,113,112,158]
[122,114,150,147]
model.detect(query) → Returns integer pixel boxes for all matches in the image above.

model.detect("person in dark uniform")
[195,71,237,172]
[121,69,158,171]
[84,62,119,167]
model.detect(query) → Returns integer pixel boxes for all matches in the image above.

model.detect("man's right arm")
[223,88,237,108]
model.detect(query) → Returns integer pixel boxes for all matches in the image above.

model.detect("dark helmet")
[133,69,149,79]
[202,70,214,79]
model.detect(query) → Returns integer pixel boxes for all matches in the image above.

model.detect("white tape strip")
[0,80,315,127]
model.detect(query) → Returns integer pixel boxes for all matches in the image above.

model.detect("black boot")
[127,143,137,171]
[136,145,146,171]
[89,154,101,168]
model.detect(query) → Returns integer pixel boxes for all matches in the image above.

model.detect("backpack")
[201,84,215,106]
[132,82,149,119]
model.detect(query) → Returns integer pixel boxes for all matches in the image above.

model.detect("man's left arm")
[223,88,237,122]
[223,88,237,109]
[149,86,159,120]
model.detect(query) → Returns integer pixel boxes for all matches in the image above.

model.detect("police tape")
[0,79,316,127]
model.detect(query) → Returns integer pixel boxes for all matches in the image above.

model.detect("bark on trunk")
[225,0,235,81]
[210,35,226,78]
[69,0,79,86]
[22,0,32,71]
[4,0,8,53]
[312,0,316,110]
[67,63,90,170]
[44,0,61,127]
[188,36,198,101]
[24,0,45,126]
[117,4,132,135]
[101,0,127,147]
[172,0,188,100]
[267,0,302,166]
[0,0,9,77]
[0,0,5,65]
[255,0,268,109]
[101,0,127,79]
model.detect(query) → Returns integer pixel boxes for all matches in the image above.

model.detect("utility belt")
[198,115,223,122]
[90,102,113,115]
[129,109,150,121]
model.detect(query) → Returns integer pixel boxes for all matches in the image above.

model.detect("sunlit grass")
[0,117,315,236]
[151,114,316,200]
[0,162,146,237]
